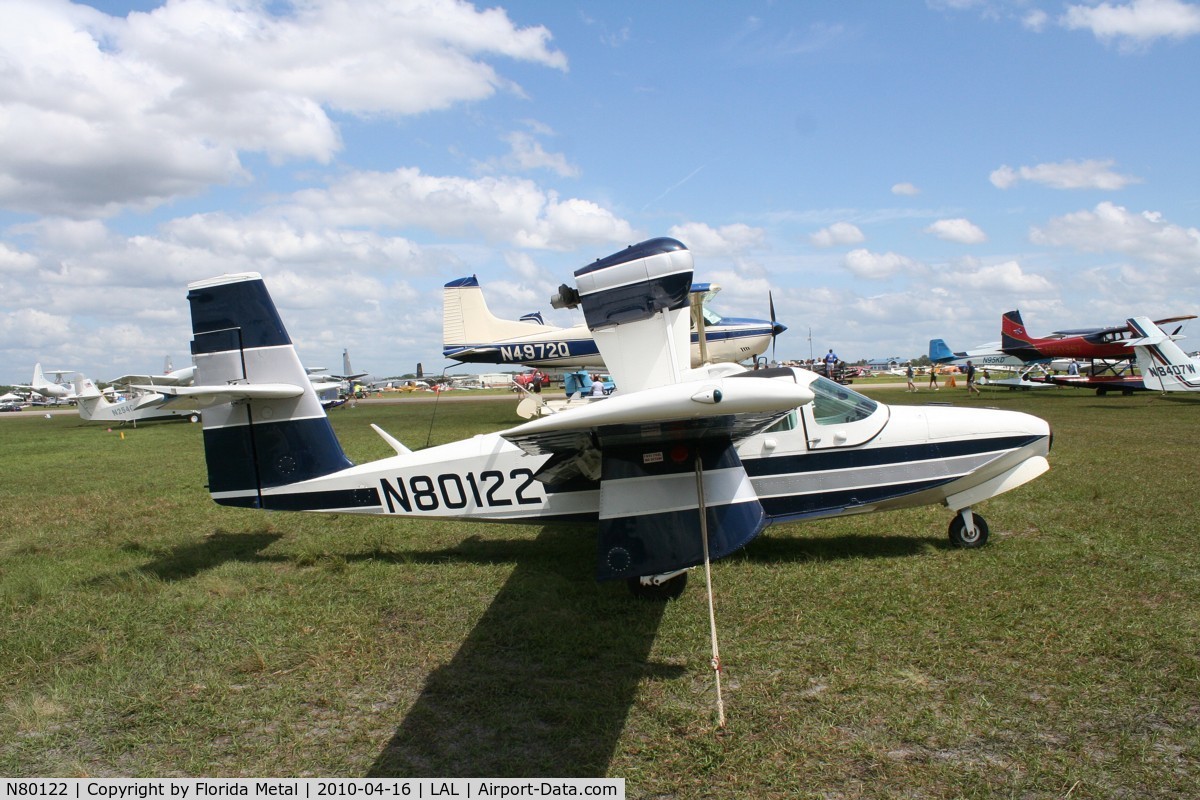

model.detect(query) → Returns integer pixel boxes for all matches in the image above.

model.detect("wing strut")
[694,456,726,729]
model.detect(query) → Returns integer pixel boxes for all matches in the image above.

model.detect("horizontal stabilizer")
[1125,316,1169,347]
[134,382,305,409]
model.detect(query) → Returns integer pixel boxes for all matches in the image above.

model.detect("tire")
[948,513,989,548]
[627,572,688,601]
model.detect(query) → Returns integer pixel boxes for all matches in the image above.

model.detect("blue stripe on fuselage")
[741,435,1040,478]
[443,327,771,363]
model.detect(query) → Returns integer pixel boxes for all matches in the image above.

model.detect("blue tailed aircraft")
[162,237,1051,600]
[443,269,786,369]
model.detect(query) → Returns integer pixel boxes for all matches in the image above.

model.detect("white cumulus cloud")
[0,0,568,216]
[1061,0,1200,51]
[810,222,865,248]
[843,249,920,280]
[1030,201,1200,266]
[953,260,1055,293]
[891,182,920,196]
[667,222,766,256]
[284,167,634,250]
[990,159,1140,190]
[925,218,988,244]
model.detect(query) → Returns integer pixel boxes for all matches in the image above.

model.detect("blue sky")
[2,0,1199,383]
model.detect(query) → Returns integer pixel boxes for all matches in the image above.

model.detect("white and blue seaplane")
[170,237,1051,599]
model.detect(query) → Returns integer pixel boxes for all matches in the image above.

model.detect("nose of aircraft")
[772,322,788,336]
[907,403,1051,449]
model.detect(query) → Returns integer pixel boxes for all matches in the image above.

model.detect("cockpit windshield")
[810,377,878,425]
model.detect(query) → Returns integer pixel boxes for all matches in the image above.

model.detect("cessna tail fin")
[1000,309,1042,362]
[1128,316,1200,392]
[443,276,549,358]
[187,273,353,508]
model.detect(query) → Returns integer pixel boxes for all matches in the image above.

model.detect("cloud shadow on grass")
[367,525,680,778]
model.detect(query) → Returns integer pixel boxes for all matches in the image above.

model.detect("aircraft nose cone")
[772,322,788,336]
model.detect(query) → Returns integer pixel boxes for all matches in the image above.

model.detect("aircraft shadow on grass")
[740,532,941,563]
[105,530,285,583]
[104,524,936,775]
[363,527,937,776]
[367,524,681,778]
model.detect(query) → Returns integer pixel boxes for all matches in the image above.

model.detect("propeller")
[768,290,787,364]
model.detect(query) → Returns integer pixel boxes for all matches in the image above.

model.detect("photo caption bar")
[0,779,624,800]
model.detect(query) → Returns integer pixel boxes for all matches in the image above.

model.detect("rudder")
[187,273,353,508]
[442,276,548,355]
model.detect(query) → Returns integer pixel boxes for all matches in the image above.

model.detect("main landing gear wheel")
[948,511,989,548]
[627,571,688,601]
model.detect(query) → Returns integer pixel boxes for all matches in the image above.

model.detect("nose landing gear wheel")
[948,512,989,548]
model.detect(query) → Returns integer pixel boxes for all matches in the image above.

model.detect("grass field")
[2,387,1198,798]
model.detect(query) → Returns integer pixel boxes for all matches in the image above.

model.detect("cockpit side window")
[764,410,798,433]
[810,377,878,425]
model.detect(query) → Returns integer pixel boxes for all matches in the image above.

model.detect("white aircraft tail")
[1128,316,1200,392]
[187,273,354,508]
[71,376,106,420]
[443,276,549,348]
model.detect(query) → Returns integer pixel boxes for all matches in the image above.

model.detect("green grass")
[2,389,1199,797]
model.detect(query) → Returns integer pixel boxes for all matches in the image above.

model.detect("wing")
[564,237,694,393]
[502,348,813,582]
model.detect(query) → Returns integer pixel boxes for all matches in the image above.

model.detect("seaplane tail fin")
[1000,309,1043,362]
[442,276,549,353]
[1000,309,1026,348]
[1127,316,1200,392]
[187,273,353,508]
[571,237,693,394]
[71,376,106,420]
[929,339,956,363]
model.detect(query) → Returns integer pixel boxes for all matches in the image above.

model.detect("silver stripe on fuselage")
[599,466,755,519]
[748,450,1004,501]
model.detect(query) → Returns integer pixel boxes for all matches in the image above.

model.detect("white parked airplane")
[173,237,1051,600]
[1127,316,1200,392]
[17,363,76,401]
[443,253,786,369]
[928,338,1052,389]
[73,376,199,424]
